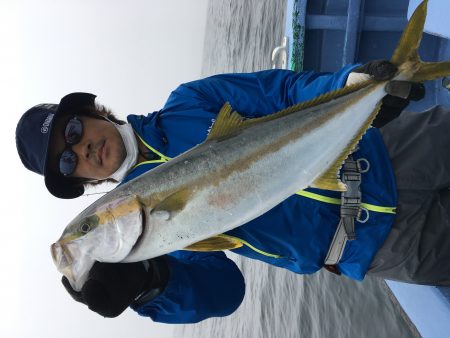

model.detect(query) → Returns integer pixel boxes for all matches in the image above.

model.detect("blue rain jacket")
[130,250,245,323]
[125,67,397,322]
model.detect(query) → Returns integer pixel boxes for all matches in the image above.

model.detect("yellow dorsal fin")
[252,79,371,123]
[206,103,249,141]
[206,80,373,192]
[207,80,372,142]
[311,101,383,192]
[184,235,243,251]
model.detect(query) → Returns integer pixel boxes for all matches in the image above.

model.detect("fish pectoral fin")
[151,188,192,218]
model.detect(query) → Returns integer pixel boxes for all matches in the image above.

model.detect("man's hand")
[349,60,425,128]
[353,60,398,81]
[62,258,168,318]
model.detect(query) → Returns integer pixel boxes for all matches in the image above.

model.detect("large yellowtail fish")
[52,0,450,291]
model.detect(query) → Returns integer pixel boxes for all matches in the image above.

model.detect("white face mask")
[108,123,138,181]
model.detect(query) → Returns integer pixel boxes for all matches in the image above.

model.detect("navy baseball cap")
[16,92,97,199]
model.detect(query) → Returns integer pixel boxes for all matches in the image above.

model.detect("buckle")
[341,205,361,218]
[323,157,366,268]
[340,158,362,240]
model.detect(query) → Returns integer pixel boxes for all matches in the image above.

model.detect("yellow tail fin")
[391,0,450,82]
[411,61,450,82]
[390,0,427,66]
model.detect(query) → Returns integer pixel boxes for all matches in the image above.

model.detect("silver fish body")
[121,83,387,262]
[52,83,385,290]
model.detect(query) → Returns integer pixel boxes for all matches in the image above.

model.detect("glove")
[374,82,425,127]
[353,60,397,81]
[62,257,169,318]
[352,60,425,128]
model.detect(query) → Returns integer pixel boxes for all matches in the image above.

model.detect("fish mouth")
[50,242,61,267]
[51,241,73,273]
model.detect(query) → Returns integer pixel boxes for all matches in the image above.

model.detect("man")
[18,62,438,322]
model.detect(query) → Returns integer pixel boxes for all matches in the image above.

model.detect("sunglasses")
[59,116,83,176]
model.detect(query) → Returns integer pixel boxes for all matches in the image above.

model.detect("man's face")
[49,114,126,180]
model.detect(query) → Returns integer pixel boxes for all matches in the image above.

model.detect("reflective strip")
[296,190,396,214]
[297,190,340,205]
[134,131,172,162]
[218,234,283,259]
[360,203,396,214]
[133,160,166,170]
[131,130,172,170]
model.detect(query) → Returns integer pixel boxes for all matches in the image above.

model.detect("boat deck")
[272,1,450,336]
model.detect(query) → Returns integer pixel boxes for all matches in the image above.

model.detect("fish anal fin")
[311,102,382,192]
[311,177,347,192]
[184,235,243,251]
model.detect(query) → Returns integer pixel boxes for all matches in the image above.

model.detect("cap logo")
[41,113,54,134]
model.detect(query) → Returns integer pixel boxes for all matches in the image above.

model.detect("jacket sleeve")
[130,250,245,324]
[162,65,358,118]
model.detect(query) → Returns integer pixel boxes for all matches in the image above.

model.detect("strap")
[324,158,361,266]
[133,130,171,162]
[133,288,163,308]
[132,257,169,307]
[340,159,361,240]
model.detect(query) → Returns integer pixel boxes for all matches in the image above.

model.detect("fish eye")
[80,223,91,234]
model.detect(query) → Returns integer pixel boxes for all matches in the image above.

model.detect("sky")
[0,0,208,337]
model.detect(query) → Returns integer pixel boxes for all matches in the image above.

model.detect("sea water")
[175,1,420,337]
